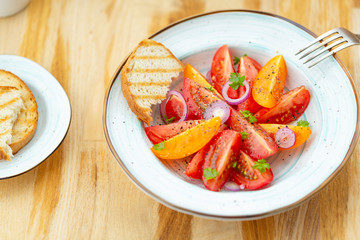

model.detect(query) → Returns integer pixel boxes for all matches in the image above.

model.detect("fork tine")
[298,34,342,60]
[295,29,339,55]
[303,39,347,64]
[308,43,354,68]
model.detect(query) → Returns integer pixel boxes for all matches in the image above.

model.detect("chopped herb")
[233,56,240,65]
[229,73,245,90]
[240,131,249,140]
[297,120,310,127]
[164,116,175,123]
[203,168,219,180]
[239,110,257,123]
[153,142,165,151]
[232,161,238,168]
[252,159,270,173]
[205,86,215,93]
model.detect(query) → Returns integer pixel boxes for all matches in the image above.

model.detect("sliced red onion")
[275,127,296,148]
[206,70,213,85]
[222,80,250,105]
[204,100,230,124]
[160,90,188,123]
[224,181,244,191]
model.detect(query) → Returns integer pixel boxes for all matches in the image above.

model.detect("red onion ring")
[224,181,244,191]
[160,90,188,123]
[275,127,296,148]
[206,70,213,85]
[222,80,250,105]
[203,100,230,124]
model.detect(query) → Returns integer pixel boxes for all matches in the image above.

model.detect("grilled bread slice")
[0,70,38,154]
[121,39,184,125]
[0,86,24,160]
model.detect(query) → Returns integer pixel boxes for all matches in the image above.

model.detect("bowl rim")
[103,9,360,220]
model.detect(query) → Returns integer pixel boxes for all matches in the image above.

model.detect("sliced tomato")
[254,86,311,124]
[145,120,202,144]
[202,130,242,191]
[165,95,184,122]
[227,108,278,159]
[185,148,205,179]
[231,150,274,190]
[182,78,220,118]
[237,56,263,113]
[210,45,237,99]
[185,124,229,179]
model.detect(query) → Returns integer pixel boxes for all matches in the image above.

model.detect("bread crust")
[121,39,184,125]
[0,70,38,154]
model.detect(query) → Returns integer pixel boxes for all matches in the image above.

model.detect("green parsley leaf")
[203,168,219,180]
[153,142,165,151]
[233,56,240,65]
[205,86,215,93]
[229,73,245,90]
[232,161,238,168]
[243,54,248,57]
[240,131,249,140]
[297,120,310,127]
[164,116,175,123]
[252,159,270,173]
[239,110,257,123]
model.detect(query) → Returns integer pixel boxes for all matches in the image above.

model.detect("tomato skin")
[185,149,205,179]
[231,150,274,190]
[255,86,311,124]
[145,120,202,144]
[237,56,263,113]
[202,130,242,191]
[252,55,287,108]
[182,78,219,118]
[185,124,229,179]
[210,45,237,98]
[227,108,278,159]
[165,95,184,122]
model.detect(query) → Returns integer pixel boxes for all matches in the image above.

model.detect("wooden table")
[0,0,359,239]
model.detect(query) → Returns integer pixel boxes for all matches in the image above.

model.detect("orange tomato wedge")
[151,117,221,159]
[184,64,223,99]
[252,55,287,108]
[259,124,312,149]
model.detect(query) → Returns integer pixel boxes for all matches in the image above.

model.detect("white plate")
[104,10,359,220]
[0,55,71,178]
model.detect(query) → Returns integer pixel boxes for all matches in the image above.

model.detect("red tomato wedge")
[165,94,185,122]
[227,108,278,159]
[210,45,238,99]
[237,56,263,113]
[185,148,205,179]
[185,124,229,179]
[145,120,202,144]
[182,78,220,118]
[202,130,242,191]
[231,150,274,190]
[255,86,311,124]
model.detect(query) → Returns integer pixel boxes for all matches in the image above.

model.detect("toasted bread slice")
[0,86,24,160]
[0,70,38,154]
[121,39,184,125]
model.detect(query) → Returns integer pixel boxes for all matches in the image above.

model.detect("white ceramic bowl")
[0,55,71,179]
[104,10,359,220]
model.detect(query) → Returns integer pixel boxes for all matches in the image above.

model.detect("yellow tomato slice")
[151,117,221,159]
[252,55,287,108]
[259,124,312,149]
[184,64,223,99]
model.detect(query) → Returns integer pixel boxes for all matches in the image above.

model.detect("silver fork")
[296,27,360,68]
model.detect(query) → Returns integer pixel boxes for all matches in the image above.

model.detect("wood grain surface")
[0,0,359,239]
